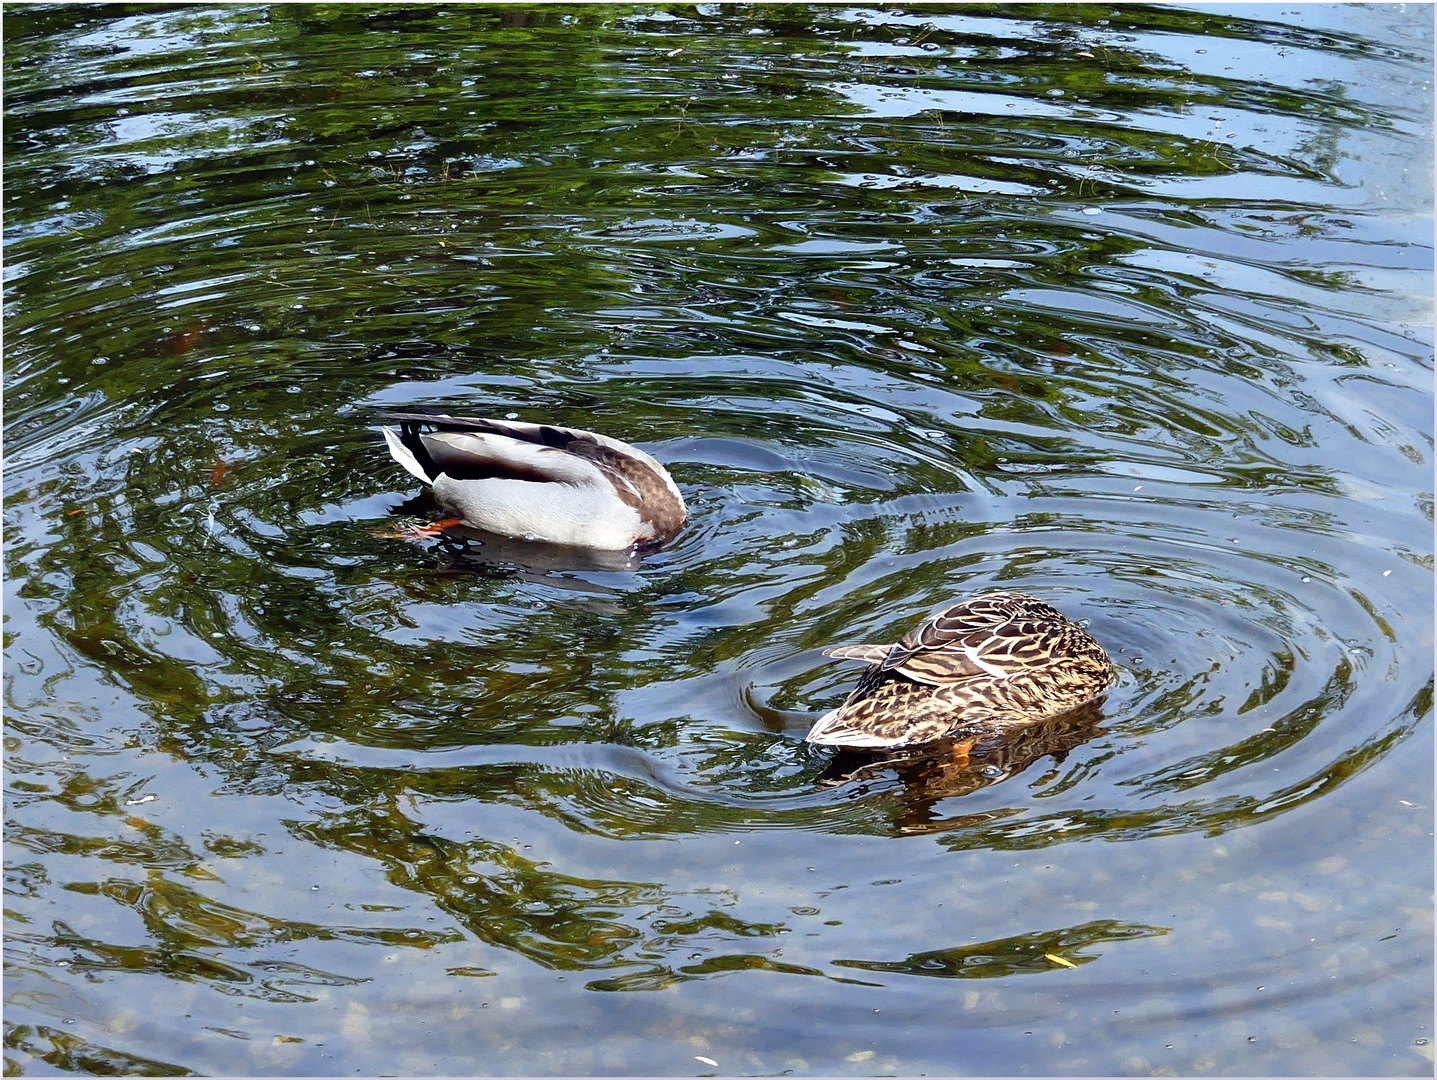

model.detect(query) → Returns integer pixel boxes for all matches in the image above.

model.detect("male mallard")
[381,410,686,550]
[806,591,1114,749]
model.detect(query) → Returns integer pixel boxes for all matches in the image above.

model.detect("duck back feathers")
[807,591,1114,749]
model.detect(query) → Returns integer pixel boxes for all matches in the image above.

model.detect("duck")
[806,591,1114,750]
[380,409,687,550]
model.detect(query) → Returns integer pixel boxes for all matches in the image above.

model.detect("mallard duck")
[806,591,1114,749]
[381,410,687,550]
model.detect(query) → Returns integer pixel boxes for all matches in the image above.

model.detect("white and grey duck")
[381,410,686,550]
[807,591,1114,750]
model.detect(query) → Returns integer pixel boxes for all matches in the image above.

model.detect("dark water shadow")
[816,701,1107,835]
[833,918,1170,980]
[388,491,645,581]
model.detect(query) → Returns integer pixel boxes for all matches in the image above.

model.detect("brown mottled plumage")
[806,592,1114,749]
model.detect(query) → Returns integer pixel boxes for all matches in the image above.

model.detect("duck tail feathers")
[383,426,434,485]
[821,644,894,663]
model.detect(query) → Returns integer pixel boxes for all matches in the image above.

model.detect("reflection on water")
[833,918,1171,980]
[385,501,650,578]
[816,701,1108,834]
[3,3,1432,1077]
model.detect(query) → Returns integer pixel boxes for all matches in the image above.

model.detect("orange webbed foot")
[948,738,976,765]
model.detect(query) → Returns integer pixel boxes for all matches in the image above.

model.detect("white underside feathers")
[430,474,646,550]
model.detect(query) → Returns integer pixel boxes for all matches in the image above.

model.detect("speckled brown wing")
[877,592,1076,682]
[807,592,1114,749]
[805,679,1009,748]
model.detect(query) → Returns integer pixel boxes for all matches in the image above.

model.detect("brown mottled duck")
[806,591,1114,750]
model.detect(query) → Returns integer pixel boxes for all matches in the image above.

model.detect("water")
[3,4,1432,1075]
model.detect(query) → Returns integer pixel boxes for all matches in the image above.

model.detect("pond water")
[3,4,1432,1076]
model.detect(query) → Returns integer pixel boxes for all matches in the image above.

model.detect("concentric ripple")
[3,5,1430,1077]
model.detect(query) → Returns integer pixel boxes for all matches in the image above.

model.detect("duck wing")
[382,411,625,481]
[382,411,636,461]
[878,592,1082,686]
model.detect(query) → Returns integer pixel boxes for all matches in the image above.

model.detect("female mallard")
[806,592,1114,749]
[381,410,686,550]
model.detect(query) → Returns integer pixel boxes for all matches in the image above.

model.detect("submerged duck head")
[381,409,686,551]
[807,591,1114,750]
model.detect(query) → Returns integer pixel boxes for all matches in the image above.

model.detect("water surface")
[3,4,1432,1076]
